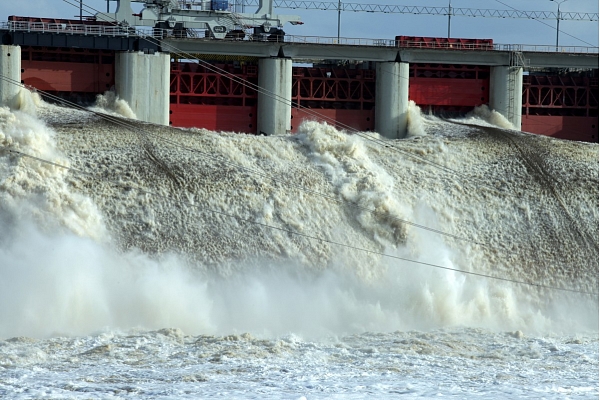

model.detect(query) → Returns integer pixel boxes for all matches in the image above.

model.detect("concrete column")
[257,57,292,136]
[490,66,523,130]
[0,45,21,107]
[375,62,409,139]
[115,51,170,125]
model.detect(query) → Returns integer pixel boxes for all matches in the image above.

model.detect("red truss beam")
[170,62,258,106]
[523,74,599,117]
[291,67,376,110]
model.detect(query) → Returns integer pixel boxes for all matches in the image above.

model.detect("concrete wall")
[490,66,523,130]
[115,51,170,125]
[375,62,410,139]
[0,45,22,107]
[257,57,292,136]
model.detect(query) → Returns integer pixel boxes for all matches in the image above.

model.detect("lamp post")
[551,0,568,51]
[447,0,452,38]
[337,0,342,42]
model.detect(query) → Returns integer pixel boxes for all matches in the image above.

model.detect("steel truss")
[239,1,598,21]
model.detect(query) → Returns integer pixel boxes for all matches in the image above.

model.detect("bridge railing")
[0,20,137,37]
[1,21,598,55]
[279,34,598,54]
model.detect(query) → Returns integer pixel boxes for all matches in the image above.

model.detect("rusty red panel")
[410,78,488,107]
[291,108,374,133]
[169,104,257,133]
[521,115,598,142]
[22,61,114,93]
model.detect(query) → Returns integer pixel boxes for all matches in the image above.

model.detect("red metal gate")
[291,67,375,132]
[522,74,599,142]
[409,63,490,114]
[21,46,115,99]
[169,62,258,133]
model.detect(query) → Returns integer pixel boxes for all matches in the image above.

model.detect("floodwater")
[0,91,597,398]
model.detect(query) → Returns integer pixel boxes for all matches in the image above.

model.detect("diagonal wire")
[0,73,488,247]
[494,0,597,47]
[3,145,596,297]
[63,0,509,195]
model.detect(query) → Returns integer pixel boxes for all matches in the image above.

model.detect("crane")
[96,0,597,41]
[96,0,303,39]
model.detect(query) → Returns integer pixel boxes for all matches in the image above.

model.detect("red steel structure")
[409,63,490,114]
[169,61,258,132]
[20,46,115,101]
[522,73,599,142]
[290,67,375,132]
[396,36,494,51]
[15,39,597,142]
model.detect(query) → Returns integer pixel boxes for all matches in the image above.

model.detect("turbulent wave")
[89,91,137,120]
[0,92,597,339]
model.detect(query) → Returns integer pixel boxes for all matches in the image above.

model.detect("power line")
[3,145,596,296]
[494,0,597,47]
[62,0,511,196]
[242,0,598,21]
[4,0,596,294]
[0,73,487,248]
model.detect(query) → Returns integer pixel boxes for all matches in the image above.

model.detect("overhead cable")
[243,1,599,21]
[3,145,596,297]
[0,73,486,248]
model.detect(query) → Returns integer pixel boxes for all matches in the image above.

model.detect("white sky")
[1,0,598,47]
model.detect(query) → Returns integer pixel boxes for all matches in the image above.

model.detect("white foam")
[7,88,43,116]
[0,101,107,241]
[0,102,597,340]
[406,100,427,137]
[89,91,137,119]
[460,104,516,130]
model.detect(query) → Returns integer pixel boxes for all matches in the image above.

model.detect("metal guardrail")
[1,21,598,55]
[280,35,599,54]
[0,21,153,38]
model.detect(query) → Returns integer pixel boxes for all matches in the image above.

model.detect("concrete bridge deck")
[1,21,598,69]
[164,37,599,69]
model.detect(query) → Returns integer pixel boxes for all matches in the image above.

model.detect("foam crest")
[89,91,137,119]
[462,104,516,130]
[297,121,409,247]
[7,89,43,116]
[406,100,427,137]
[0,102,107,241]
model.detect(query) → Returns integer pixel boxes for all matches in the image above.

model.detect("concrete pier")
[375,62,409,139]
[257,57,292,136]
[115,51,170,125]
[490,66,523,129]
[0,45,22,107]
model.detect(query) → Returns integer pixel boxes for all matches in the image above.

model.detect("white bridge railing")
[1,20,598,55]
[0,21,143,37]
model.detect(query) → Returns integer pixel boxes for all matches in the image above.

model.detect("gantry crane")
[96,0,303,39]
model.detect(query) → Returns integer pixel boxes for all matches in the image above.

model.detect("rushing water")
[0,91,598,398]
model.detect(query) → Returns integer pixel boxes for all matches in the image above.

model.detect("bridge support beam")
[115,51,170,125]
[0,45,22,107]
[375,61,409,139]
[257,57,292,136]
[490,66,523,130]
